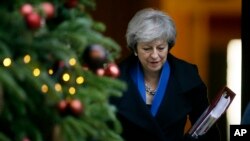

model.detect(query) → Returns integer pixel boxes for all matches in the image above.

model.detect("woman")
[110,8,221,141]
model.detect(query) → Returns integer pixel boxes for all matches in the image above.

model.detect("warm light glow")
[33,68,41,77]
[69,58,76,66]
[69,87,76,95]
[48,69,53,75]
[54,83,62,92]
[62,73,70,82]
[3,58,12,67]
[23,54,31,64]
[41,84,48,93]
[76,76,84,84]
[226,39,241,140]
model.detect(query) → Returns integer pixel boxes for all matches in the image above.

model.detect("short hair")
[126,8,177,51]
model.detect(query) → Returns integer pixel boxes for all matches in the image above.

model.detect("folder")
[188,86,236,138]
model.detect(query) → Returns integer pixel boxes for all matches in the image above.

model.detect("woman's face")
[136,39,169,73]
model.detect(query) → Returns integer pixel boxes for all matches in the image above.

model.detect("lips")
[149,61,160,67]
[149,61,160,64]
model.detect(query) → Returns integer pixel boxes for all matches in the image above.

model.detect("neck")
[144,70,161,90]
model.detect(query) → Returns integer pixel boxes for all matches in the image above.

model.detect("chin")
[148,66,162,72]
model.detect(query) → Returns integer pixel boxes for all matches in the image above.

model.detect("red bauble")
[57,99,68,114]
[58,61,65,68]
[69,99,83,116]
[25,12,42,30]
[96,68,105,76]
[65,0,78,8]
[104,63,120,78]
[22,137,30,141]
[20,3,33,17]
[82,44,108,71]
[89,45,106,59]
[57,99,83,117]
[41,2,55,19]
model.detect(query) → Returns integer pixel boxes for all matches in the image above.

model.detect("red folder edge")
[188,86,236,138]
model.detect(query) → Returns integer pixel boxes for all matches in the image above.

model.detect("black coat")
[110,54,221,141]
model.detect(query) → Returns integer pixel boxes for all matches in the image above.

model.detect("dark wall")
[91,0,160,62]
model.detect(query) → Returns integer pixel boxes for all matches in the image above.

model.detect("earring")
[134,52,137,56]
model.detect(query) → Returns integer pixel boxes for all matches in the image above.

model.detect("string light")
[69,87,76,95]
[48,69,53,75]
[62,73,70,82]
[76,76,84,84]
[23,54,31,64]
[41,84,48,93]
[69,58,76,66]
[3,57,12,67]
[54,83,62,92]
[33,68,40,77]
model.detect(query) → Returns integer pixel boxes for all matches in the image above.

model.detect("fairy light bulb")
[54,83,62,92]
[3,57,12,67]
[23,54,31,64]
[33,68,40,77]
[76,76,84,84]
[48,69,53,75]
[41,84,48,93]
[69,87,76,95]
[62,73,70,82]
[69,58,76,66]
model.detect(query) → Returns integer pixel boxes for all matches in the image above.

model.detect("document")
[188,86,236,138]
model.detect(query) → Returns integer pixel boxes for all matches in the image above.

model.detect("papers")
[188,86,236,138]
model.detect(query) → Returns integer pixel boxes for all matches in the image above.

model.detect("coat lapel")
[117,77,155,128]
[155,64,192,129]
[116,77,167,139]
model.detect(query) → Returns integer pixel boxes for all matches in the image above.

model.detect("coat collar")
[117,69,185,125]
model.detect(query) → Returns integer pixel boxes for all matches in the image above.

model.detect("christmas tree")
[0,0,126,141]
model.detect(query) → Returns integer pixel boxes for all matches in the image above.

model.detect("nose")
[150,48,158,59]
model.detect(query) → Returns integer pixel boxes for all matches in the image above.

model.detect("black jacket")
[110,54,221,141]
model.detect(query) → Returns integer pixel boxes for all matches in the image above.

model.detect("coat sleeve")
[168,56,221,141]
[185,81,221,141]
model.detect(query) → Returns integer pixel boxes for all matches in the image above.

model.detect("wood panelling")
[160,0,241,84]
